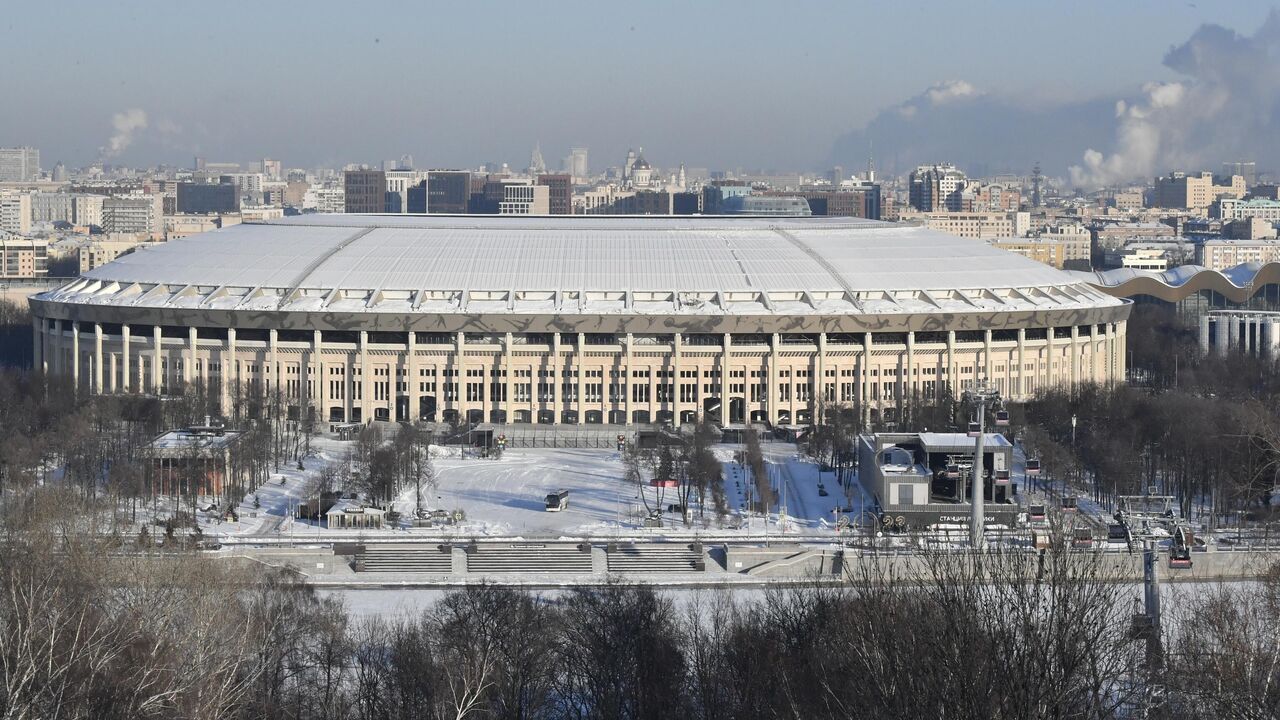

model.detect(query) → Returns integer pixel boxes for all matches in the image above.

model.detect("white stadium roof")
[47,215,1124,317]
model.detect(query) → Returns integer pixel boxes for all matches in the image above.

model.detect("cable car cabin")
[1025,459,1041,475]
[994,469,1011,485]
[1028,504,1047,522]
[544,489,569,512]
[1061,496,1078,512]
[1107,524,1129,543]
[995,410,1010,427]
[1072,527,1094,548]
[1169,527,1194,569]
[967,422,981,437]
[945,464,960,479]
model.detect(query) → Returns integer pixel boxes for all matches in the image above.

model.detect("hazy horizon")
[2,0,1278,183]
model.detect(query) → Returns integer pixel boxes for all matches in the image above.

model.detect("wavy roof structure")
[1071,262,1280,303]
[39,215,1123,317]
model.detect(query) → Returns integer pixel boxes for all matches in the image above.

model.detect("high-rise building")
[102,196,163,235]
[0,193,32,234]
[1222,161,1257,187]
[0,147,40,182]
[51,162,66,182]
[498,183,549,214]
[218,173,265,203]
[0,237,47,278]
[177,182,241,214]
[529,143,547,176]
[31,193,74,224]
[569,147,589,180]
[384,170,426,213]
[262,158,283,181]
[537,174,572,215]
[72,195,104,228]
[344,170,386,213]
[909,164,968,212]
[1153,171,1245,210]
[426,171,472,214]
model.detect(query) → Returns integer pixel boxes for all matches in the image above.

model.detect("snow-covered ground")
[175,436,864,541]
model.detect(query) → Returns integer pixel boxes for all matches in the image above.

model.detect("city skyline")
[1,1,1276,181]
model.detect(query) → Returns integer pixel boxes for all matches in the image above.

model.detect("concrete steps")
[607,542,705,573]
[355,543,453,573]
[466,543,594,574]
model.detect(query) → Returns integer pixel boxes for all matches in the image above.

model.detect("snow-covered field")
[188,435,863,541]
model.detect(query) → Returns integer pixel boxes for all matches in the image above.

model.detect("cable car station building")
[29,215,1129,428]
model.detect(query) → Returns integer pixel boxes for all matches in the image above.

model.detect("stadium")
[29,215,1130,428]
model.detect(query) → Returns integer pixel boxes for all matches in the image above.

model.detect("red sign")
[649,478,678,488]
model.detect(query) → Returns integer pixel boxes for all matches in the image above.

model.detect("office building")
[176,183,240,214]
[102,196,163,236]
[0,193,32,235]
[0,147,40,182]
[498,184,549,214]
[344,170,385,213]
[1153,171,1245,210]
[909,164,968,212]
[537,174,572,215]
[0,237,47,278]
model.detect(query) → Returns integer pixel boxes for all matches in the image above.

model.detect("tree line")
[2,487,1277,719]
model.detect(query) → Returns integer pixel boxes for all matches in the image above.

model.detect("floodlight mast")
[964,380,1001,548]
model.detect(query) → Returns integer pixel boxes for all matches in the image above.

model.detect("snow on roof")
[40,214,1124,317]
[918,432,1012,449]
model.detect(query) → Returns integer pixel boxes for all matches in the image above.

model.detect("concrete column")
[983,329,993,384]
[359,330,371,423]
[153,325,165,394]
[1016,328,1026,398]
[504,332,514,425]
[91,323,103,394]
[624,333,632,426]
[902,331,912,411]
[456,331,466,422]
[673,332,683,428]
[109,352,117,393]
[1199,314,1211,355]
[817,332,828,421]
[71,322,80,391]
[121,324,131,392]
[269,328,279,397]
[768,333,780,426]
[186,327,197,388]
[32,320,43,374]
[552,333,562,424]
[861,332,872,427]
[1214,315,1230,357]
[223,327,236,411]
[1115,322,1127,382]
[1045,327,1055,389]
[1070,325,1080,387]
[408,330,418,422]
[1089,324,1100,382]
[720,332,731,423]
[1271,322,1280,359]
[312,330,324,420]
[945,330,956,397]
[576,333,587,425]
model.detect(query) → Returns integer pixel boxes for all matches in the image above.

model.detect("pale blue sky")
[0,0,1274,172]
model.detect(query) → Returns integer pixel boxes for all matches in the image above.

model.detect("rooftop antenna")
[867,139,876,183]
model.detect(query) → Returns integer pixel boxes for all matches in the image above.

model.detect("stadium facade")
[29,215,1130,427]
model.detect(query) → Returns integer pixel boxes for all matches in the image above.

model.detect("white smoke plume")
[101,108,148,159]
[1070,11,1280,187]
